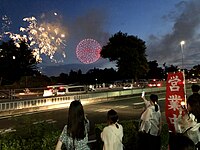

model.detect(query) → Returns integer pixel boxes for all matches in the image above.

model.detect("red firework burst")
[76,39,101,64]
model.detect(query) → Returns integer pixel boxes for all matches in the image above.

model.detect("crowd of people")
[55,84,200,150]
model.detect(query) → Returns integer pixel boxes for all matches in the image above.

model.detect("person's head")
[150,94,159,112]
[67,100,86,139]
[187,94,200,123]
[107,109,119,128]
[191,84,200,93]
[171,134,195,150]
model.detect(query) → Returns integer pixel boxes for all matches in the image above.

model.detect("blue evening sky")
[1,0,200,75]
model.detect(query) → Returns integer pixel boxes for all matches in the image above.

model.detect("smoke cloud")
[147,0,200,69]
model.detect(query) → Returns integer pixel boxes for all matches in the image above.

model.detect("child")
[101,109,123,150]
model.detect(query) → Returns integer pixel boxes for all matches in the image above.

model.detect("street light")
[180,40,187,108]
[180,41,185,70]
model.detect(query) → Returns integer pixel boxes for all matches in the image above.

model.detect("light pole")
[180,40,187,108]
[180,41,185,70]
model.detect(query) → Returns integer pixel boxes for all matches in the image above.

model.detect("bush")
[0,121,61,150]
[0,119,169,149]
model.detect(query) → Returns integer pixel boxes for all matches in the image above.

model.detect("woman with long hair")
[101,109,123,150]
[55,100,90,150]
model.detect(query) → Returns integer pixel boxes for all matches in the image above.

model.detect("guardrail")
[0,87,166,117]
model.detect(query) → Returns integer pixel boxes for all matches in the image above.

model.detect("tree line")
[0,31,199,87]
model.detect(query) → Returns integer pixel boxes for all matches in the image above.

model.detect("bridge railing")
[0,87,166,113]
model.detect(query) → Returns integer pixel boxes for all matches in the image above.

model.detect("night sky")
[1,0,200,76]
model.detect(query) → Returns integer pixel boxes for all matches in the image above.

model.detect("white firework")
[0,15,12,40]
[20,16,67,62]
[1,14,67,63]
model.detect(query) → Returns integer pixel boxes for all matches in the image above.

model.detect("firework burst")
[21,15,67,62]
[0,15,12,40]
[1,13,68,63]
[76,39,101,64]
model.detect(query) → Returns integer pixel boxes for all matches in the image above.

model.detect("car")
[137,79,148,88]
[88,85,96,91]
[123,84,134,89]
[109,84,116,89]
[187,78,197,84]
[148,79,162,87]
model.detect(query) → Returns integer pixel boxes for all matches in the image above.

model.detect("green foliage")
[0,118,169,150]
[160,123,170,150]
[187,64,200,79]
[147,60,165,79]
[0,40,37,85]
[101,31,148,80]
[13,75,52,88]
[0,121,61,150]
[95,120,169,150]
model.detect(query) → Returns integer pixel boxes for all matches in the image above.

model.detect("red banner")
[165,71,186,132]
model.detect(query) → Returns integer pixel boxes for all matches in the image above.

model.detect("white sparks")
[1,14,68,63]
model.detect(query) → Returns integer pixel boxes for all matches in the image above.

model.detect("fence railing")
[0,87,166,116]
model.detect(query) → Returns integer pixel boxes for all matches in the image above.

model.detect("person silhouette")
[170,134,195,150]
[187,84,200,104]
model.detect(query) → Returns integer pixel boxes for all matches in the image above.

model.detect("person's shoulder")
[117,123,123,127]
[189,93,200,98]
[85,119,89,125]
[194,93,200,96]
[191,122,200,131]
[119,123,123,130]
[102,125,110,132]
[147,105,154,111]
[187,94,194,102]
[85,117,89,122]
[188,93,200,102]
[63,125,68,130]
[114,123,123,130]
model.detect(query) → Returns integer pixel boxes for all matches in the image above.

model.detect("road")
[0,85,124,99]
[0,91,166,138]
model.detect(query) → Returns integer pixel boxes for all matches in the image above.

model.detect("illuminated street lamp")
[180,41,187,107]
[180,41,185,69]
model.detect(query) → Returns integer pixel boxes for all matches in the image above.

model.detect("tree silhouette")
[147,60,164,79]
[187,65,200,79]
[0,40,37,85]
[165,65,178,73]
[100,31,148,80]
